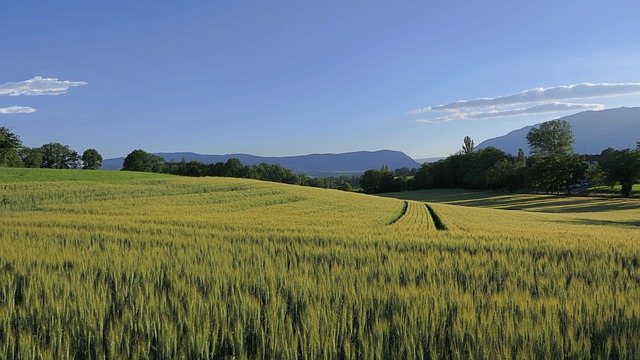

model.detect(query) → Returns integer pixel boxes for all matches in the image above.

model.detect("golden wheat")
[0,169,638,359]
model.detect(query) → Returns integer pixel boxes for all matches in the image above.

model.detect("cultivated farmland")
[1,169,639,359]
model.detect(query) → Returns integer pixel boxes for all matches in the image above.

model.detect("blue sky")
[2,1,640,159]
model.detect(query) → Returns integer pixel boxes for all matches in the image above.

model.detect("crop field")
[1,169,639,359]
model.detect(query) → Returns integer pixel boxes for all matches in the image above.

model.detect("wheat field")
[1,169,639,359]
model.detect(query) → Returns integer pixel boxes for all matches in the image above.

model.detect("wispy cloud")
[0,76,87,115]
[411,82,640,123]
[0,106,37,114]
[416,102,604,123]
[0,76,87,96]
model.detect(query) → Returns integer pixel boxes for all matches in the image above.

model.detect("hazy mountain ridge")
[102,150,421,176]
[476,107,640,155]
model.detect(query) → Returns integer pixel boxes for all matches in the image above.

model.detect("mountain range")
[102,107,638,175]
[101,150,421,176]
[476,107,640,155]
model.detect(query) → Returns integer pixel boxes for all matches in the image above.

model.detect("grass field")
[1,169,639,359]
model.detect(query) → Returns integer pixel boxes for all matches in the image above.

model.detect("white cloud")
[0,76,87,96]
[0,106,37,114]
[411,82,640,123]
[416,103,604,123]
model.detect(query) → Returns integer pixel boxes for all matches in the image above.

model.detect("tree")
[40,142,80,169]
[526,120,585,192]
[517,148,526,165]
[223,158,244,178]
[598,148,640,197]
[0,126,22,166]
[122,149,164,172]
[394,167,412,177]
[360,169,382,193]
[526,119,574,156]
[17,147,43,168]
[584,163,606,190]
[528,152,585,193]
[81,148,103,170]
[379,166,396,193]
[486,158,525,192]
[337,182,352,192]
[463,147,511,189]
[462,136,474,155]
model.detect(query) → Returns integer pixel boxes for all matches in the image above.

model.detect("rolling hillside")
[1,168,639,358]
[101,149,421,176]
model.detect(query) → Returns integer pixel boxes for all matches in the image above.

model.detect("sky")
[2,1,640,160]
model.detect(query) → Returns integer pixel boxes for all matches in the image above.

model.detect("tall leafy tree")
[598,148,640,197]
[0,126,22,166]
[517,148,526,165]
[379,165,396,193]
[40,142,80,169]
[122,149,164,172]
[526,120,585,192]
[81,148,103,170]
[526,119,574,156]
[462,136,474,155]
[223,158,244,177]
[360,169,382,193]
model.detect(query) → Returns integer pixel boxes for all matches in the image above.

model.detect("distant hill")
[101,150,421,176]
[476,107,640,155]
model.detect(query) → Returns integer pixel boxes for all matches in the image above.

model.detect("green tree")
[486,158,525,192]
[379,165,396,193]
[394,167,412,177]
[223,158,244,177]
[526,120,585,192]
[81,148,103,170]
[41,142,80,169]
[360,169,382,193]
[337,182,352,192]
[526,119,574,156]
[528,153,585,193]
[462,136,474,155]
[584,163,606,190]
[517,148,526,165]
[598,148,640,197]
[122,149,164,172]
[17,147,44,168]
[464,147,511,188]
[0,126,22,166]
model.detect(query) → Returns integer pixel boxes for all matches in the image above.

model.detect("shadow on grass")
[381,189,640,214]
[555,218,640,228]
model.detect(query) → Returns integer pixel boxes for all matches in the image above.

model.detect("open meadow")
[1,169,639,359]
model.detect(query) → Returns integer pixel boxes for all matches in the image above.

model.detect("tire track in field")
[425,204,448,230]
[389,200,445,231]
[388,201,409,225]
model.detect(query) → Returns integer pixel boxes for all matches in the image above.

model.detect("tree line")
[3,121,639,196]
[0,127,102,170]
[0,126,358,190]
[122,149,360,190]
[361,120,640,197]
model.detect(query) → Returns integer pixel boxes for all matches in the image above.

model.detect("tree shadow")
[553,218,640,228]
[388,190,640,214]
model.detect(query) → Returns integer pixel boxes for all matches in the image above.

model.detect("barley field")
[1,169,639,359]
